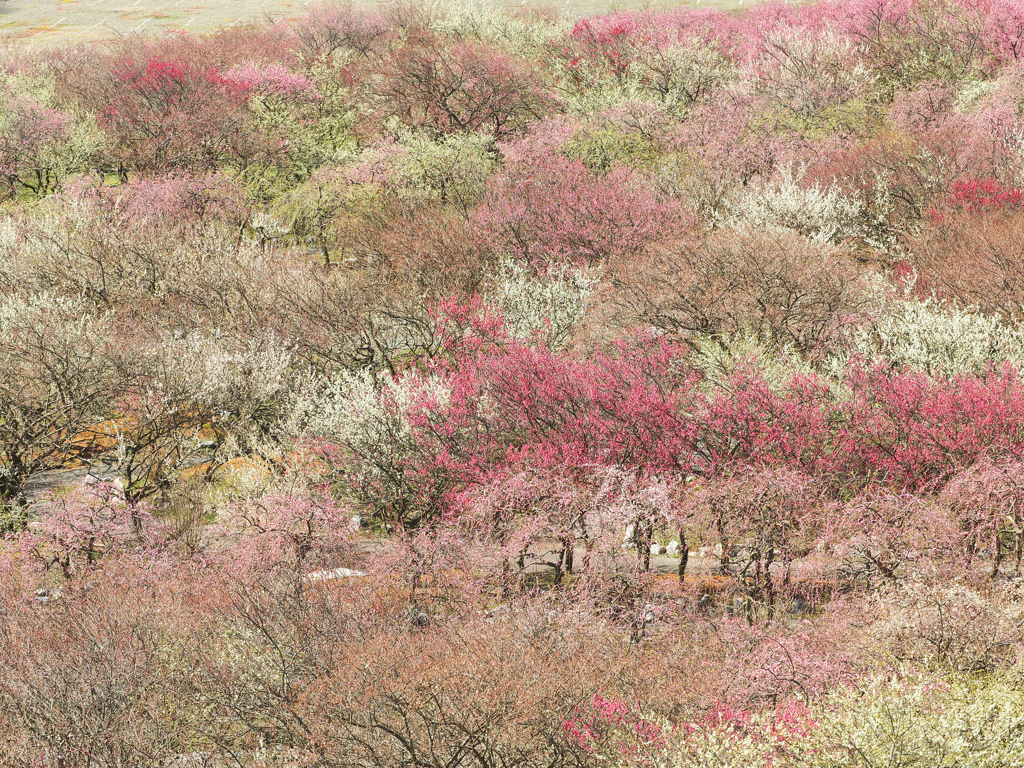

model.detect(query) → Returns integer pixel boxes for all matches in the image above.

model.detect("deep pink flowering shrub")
[100,55,254,173]
[317,291,1024,529]
[840,362,1024,491]
[563,692,666,762]
[950,177,1024,211]
[223,62,319,102]
[565,692,667,765]
[700,362,1024,492]
[420,303,699,485]
[696,367,841,476]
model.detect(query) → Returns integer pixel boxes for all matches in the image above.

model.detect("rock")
[164,753,212,768]
[650,543,665,556]
[350,515,362,529]
[665,540,680,557]
[726,597,747,617]
[484,604,509,619]
[197,440,218,450]
[789,597,810,615]
[33,588,60,605]
[303,567,368,583]
[623,523,635,543]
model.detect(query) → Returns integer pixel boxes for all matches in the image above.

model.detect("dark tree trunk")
[678,528,689,583]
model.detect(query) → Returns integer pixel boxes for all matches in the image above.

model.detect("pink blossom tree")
[476,150,691,266]
[17,484,166,581]
[682,469,824,613]
[941,460,1024,576]
[0,94,72,200]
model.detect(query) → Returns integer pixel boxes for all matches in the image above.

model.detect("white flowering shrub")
[388,126,495,212]
[291,368,450,520]
[561,124,660,174]
[154,331,295,457]
[725,167,864,245]
[651,709,813,768]
[0,213,66,294]
[955,78,999,114]
[561,44,732,118]
[862,581,1024,673]
[295,368,450,455]
[248,210,290,243]
[549,8,734,117]
[489,257,599,349]
[0,200,266,310]
[0,290,99,341]
[849,281,1024,377]
[636,44,732,118]
[426,0,571,58]
[858,173,908,254]
[77,329,297,503]
[248,55,359,182]
[804,671,1024,768]
[612,670,1024,768]
[753,29,875,119]
[0,65,105,197]
[690,330,818,394]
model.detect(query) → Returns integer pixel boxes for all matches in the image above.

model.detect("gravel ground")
[0,0,308,43]
[0,0,740,44]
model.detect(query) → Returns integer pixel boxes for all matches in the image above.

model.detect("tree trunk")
[678,528,689,583]
[561,538,574,575]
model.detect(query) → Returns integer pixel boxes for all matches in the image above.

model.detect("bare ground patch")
[0,0,743,44]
